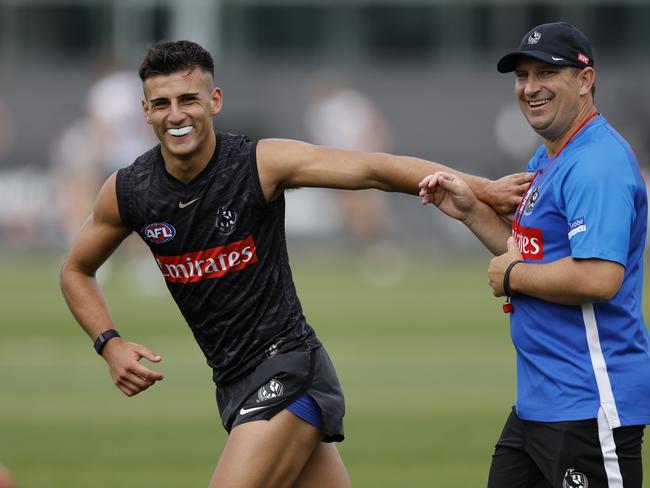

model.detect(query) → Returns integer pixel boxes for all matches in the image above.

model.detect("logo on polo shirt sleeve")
[568,217,587,239]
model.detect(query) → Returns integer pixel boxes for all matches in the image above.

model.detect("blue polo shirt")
[511,115,650,428]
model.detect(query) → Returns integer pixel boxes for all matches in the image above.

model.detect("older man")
[420,22,649,487]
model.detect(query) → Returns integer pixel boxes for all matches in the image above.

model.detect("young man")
[60,40,529,488]
[420,22,650,487]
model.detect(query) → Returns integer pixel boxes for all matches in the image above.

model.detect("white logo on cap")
[528,31,541,44]
[552,56,564,61]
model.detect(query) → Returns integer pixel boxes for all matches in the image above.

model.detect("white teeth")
[529,99,550,107]
[167,125,193,136]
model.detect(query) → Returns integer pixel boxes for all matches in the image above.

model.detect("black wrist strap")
[503,260,524,297]
[93,329,121,355]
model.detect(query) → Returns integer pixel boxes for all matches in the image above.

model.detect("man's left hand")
[488,236,523,296]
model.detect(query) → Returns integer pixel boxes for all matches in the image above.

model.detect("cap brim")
[497,50,576,73]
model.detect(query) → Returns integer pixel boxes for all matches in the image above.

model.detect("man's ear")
[579,67,596,97]
[142,98,152,124]
[211,87,224,116]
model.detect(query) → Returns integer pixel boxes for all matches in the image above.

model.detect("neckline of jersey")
[540,112,603,160]
[157,132,223,188]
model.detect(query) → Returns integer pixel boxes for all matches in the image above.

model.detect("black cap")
[497,22,594,73]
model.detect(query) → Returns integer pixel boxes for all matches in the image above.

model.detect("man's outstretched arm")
[255,139,531,216]
[60,173,164,397]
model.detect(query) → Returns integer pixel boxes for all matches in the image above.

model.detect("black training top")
[115,133,320,385]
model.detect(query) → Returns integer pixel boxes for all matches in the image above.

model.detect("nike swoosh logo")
[178,198,200,209]
[239,405,271,416]
[551,56,564,61]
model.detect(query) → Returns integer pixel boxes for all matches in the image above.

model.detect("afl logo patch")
[257,378,284,403]
[143,222,176,244]
[524,187,540,216]
[216,207,238,235]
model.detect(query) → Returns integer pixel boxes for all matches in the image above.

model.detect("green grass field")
[1,251,649,487]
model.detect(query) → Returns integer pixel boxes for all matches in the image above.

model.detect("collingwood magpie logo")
[265,340,282,358]
[238,378,285,416]
[257,378,284,403]
[523,187,540,215]
[528,31,542,44]
[563,468,588,488]
[215,207,238,235]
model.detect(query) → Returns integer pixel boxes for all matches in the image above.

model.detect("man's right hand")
[480,172,534,220]
[101,339,164,397]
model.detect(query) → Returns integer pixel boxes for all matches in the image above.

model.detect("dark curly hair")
[138,40,214,81]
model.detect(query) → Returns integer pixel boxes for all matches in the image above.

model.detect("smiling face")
[142,68,223,166]
[514,58,594,146]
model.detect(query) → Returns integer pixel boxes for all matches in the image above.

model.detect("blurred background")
[0,1,649,487]
[1,0,649,252]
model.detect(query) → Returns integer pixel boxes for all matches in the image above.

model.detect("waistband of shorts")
[213,341,321,387]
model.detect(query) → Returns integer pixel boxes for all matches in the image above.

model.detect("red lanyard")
[512,111,599,235]
[504,111,598,314]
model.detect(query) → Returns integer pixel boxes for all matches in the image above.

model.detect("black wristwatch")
[93,329,121,355]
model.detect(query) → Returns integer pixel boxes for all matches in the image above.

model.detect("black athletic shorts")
[215,345,345,442]
[488,407,645,488]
